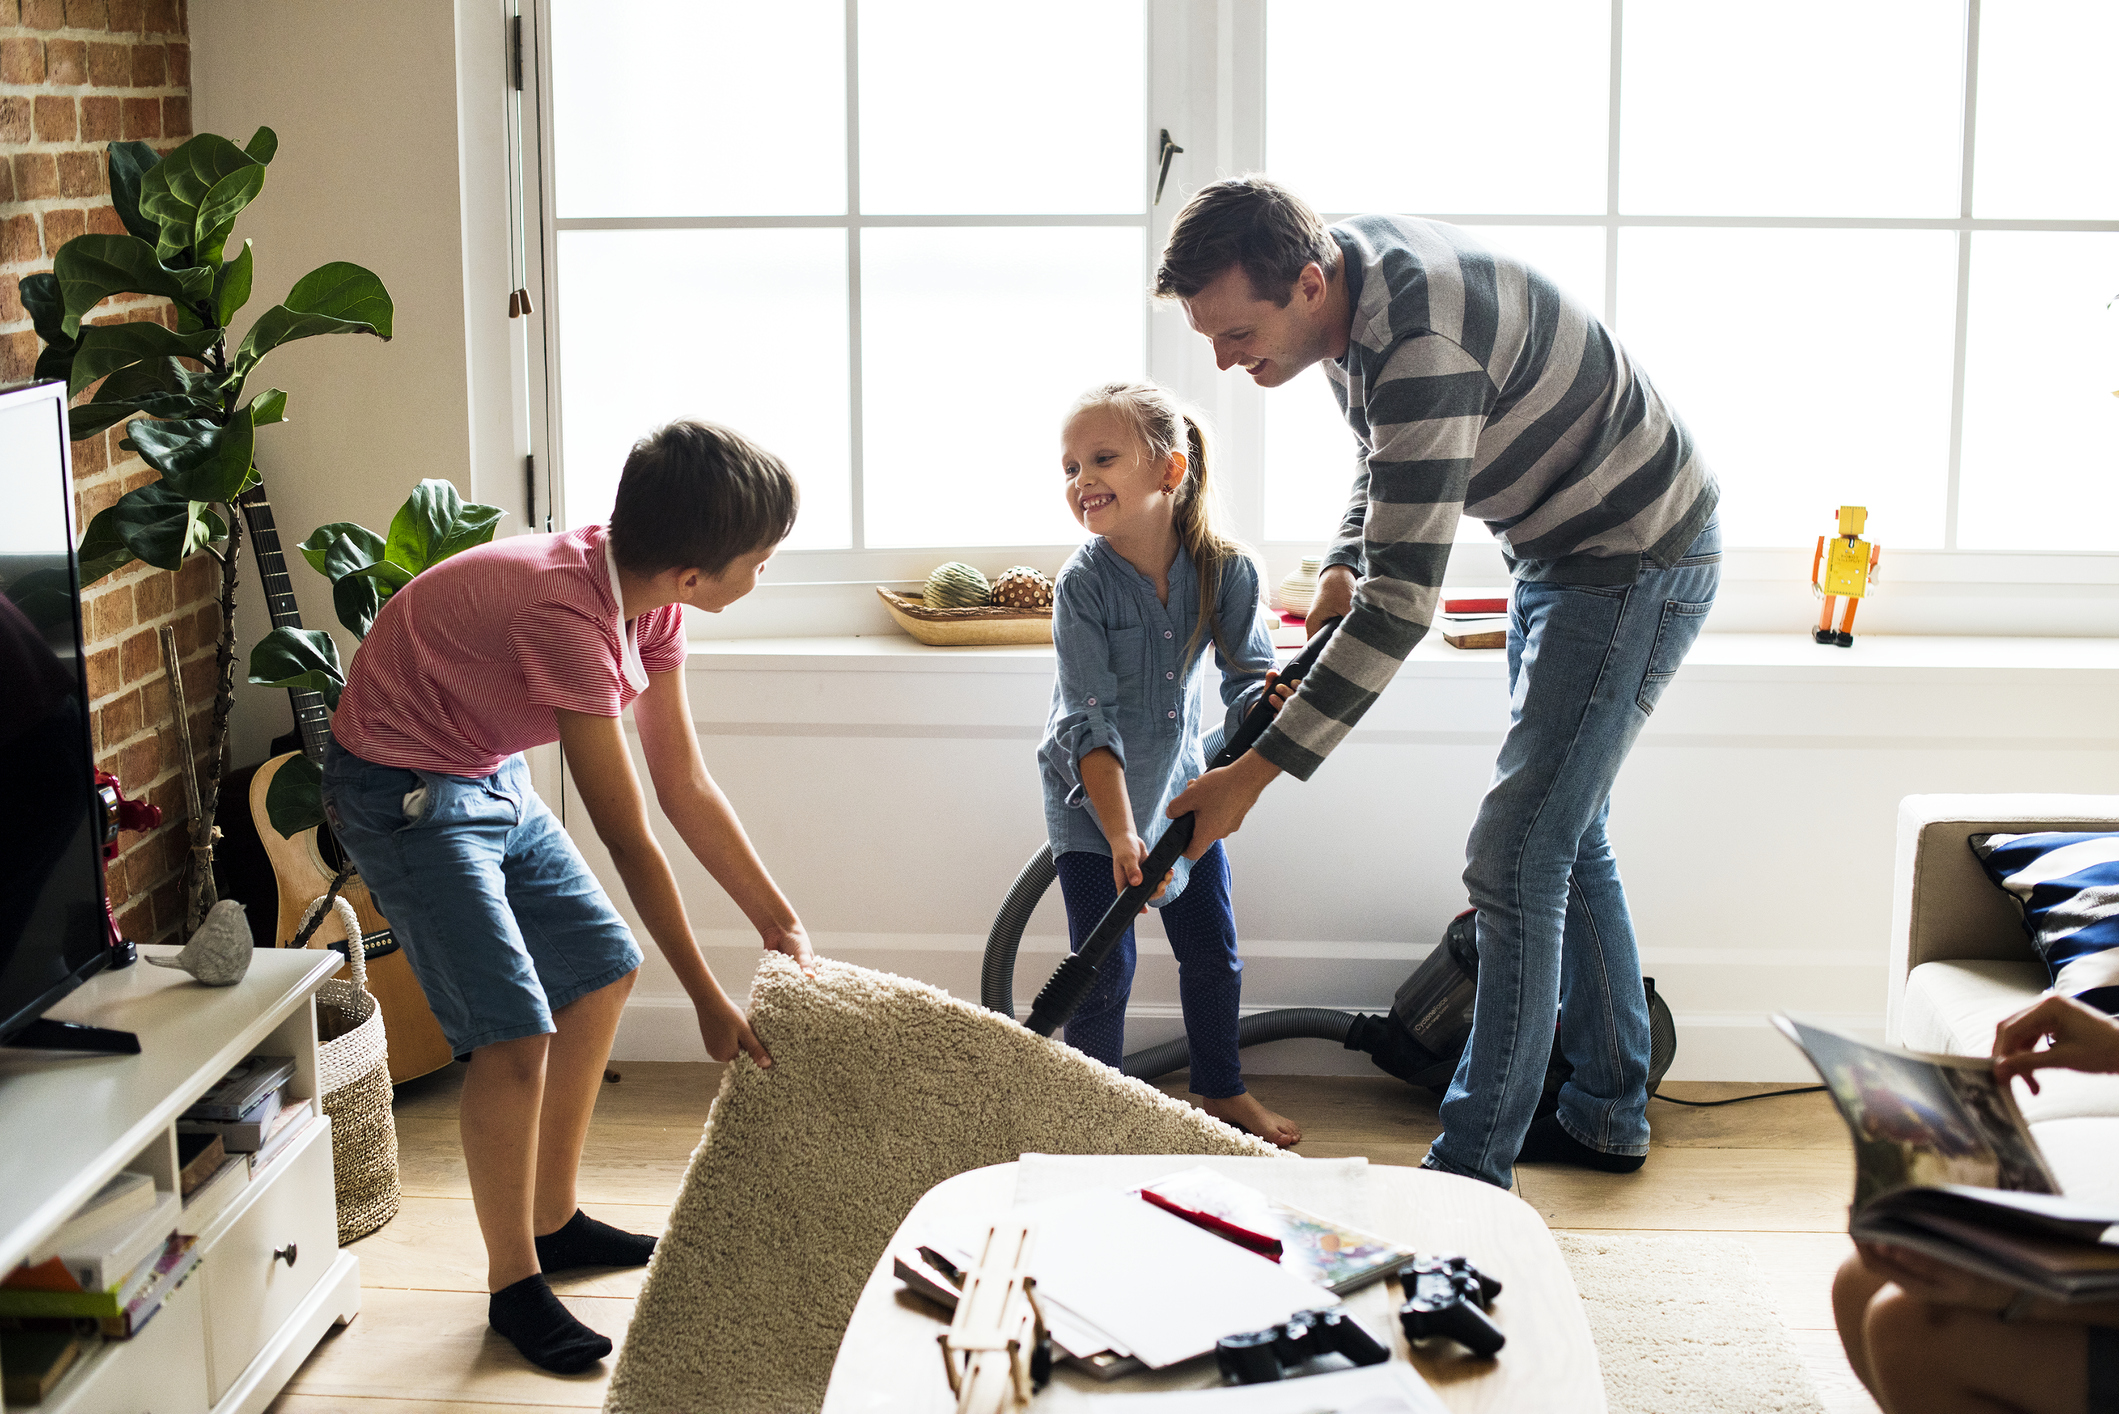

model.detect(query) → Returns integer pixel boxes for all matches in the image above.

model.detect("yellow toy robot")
[1811,505,1881,647]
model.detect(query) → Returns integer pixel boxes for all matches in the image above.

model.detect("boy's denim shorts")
[321,743,643,1059]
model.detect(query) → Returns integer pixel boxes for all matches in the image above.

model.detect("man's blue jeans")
[1425,521,1721,1190]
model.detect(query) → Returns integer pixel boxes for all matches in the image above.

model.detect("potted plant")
[20,128,394,933]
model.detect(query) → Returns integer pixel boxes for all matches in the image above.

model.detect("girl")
[1037,381,1299,1147]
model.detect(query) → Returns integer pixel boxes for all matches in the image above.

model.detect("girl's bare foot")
[1197,1092,1301,1148]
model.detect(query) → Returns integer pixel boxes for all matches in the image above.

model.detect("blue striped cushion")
[1969,832,2119,1013]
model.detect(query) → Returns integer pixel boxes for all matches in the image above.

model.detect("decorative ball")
[990,565,1054,610]
[924,561,991,609]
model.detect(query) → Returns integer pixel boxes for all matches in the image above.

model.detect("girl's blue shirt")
[1037,537,1276,905]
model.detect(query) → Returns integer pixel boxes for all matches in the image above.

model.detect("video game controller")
[1397,1254,1505,1358]
[1216,1306,1391,1384]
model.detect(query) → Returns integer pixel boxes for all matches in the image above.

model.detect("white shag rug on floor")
[1559,1231,1827,1414]
[604,956,1280,1414]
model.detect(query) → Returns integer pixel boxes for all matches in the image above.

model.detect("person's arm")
[1993,994,2119,1093]
[1171,334,1491,856]
[554,705,773,1067]
[630,667,814,976]
[1078,747,1162,901]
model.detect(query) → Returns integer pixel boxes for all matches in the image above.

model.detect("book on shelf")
[14,1189,180,1296]
[1777,1015,2119,1303]
[176,1132,226,1197]
[177,1082,284,1152]
[45,1172,154,1250]
[0,1222,193,1323]
[1,1328,83,1404]
[248,1098,316,1177]
[183,1054,295,1121]
[95,1235,200,1339]
[1137,1167,1416,1295]
[178,1155,250,1237]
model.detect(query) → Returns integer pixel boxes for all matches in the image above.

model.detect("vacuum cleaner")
[982,618,1677,1102]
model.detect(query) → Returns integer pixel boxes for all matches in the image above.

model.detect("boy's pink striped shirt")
[332,524,685,777]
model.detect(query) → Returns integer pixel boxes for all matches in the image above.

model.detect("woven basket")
[875,586,1053,646]
[301,894,401,1245]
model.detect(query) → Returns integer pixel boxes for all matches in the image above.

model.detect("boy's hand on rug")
[699,996,773,1068]
[761,920,816,978]
[1993,994,2119,1093]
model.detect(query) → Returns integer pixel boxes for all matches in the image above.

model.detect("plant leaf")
[66,320,222,399]
[19,272,78,384]
[229,261,394,381]
[246,626,344,711]
[263,752,324,838]
[75,506,136,585]
[52,234,215,338]
[137,133,263,263]
[86,483,223,573]
[244,126,278,166]
[343,558,415,593]
[247,388,287,426]
[105,141,164,247]
[67,359,219,439]
[192,162,266,268]
[298,520,385,577]
[215,240,254,326]
[126,413,256,503]
[331,568,383,640]
[383,479,503,576]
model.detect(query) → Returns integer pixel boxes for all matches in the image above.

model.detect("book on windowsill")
[1442,589,1509,615]
[1438,612,1508,650]
[1137,1167,1417,1295]
[1776,1015,2119,1303]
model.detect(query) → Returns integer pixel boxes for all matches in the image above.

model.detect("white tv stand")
[0,947,358,1413]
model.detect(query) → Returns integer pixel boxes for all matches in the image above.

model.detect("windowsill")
[686,631,2119,677]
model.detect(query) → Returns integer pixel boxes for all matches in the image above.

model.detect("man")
[1160,177,1720,1190]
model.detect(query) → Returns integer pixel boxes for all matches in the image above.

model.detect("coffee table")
[822,1156,1604,1412]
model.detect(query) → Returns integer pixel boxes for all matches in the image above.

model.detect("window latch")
[1155,129,1184,206]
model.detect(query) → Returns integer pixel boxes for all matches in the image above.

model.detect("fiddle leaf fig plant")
[19,128,395,936]
[247,478,503,837]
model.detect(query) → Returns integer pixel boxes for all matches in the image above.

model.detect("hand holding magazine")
[1775,1014,2119,1304]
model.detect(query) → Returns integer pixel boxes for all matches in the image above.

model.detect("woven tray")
[875,586,1053,646]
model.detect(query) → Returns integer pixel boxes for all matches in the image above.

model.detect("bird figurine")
[147,899,253,986]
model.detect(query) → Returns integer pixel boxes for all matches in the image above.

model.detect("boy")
[322,421,813,1373]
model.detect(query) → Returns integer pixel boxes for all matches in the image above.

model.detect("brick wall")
[1,0,218,945]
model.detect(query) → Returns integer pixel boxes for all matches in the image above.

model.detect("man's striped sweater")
[1254,214,1718,781]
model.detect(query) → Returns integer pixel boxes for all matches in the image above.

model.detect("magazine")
[1136,1167,1416,1295]
[1776,1015,2119,1302]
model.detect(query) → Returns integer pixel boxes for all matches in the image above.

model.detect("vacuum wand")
[1024,616,1344,1038]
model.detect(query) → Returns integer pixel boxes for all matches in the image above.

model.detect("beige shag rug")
[1558,1232,1827,1414]
[604,955,1279,1414]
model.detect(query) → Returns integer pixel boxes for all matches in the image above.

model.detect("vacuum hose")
[980,843,1357,1080]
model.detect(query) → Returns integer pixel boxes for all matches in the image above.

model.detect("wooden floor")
[267,1064,1880,1413]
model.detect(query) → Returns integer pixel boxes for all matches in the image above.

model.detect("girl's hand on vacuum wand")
[1108,831,1169,906]
[761,918,816,978]
[698,993,773,1068]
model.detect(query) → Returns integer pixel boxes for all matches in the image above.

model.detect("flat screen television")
[0,379,113,1047]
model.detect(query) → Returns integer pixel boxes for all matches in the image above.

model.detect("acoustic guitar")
[238,487,456,1083]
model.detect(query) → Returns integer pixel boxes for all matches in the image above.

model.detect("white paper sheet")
[1025,1188,1342,1369]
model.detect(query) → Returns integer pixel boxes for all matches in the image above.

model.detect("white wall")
[190,0,527,772]
[580,633,2119,1081]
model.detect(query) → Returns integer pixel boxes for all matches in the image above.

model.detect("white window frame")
[520,0,2119,639]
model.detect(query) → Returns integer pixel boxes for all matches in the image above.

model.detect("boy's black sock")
[535,1209,657,1273]
[1515,1114,1647,1174]
[489,1273,612,1374]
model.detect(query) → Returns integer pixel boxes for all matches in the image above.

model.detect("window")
[1261,0,2119,554]
[527,1,2119,636]
[543,0,1147,561]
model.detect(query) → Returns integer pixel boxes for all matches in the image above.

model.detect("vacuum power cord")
[1023,618,1343,1038]
[1651,1086,1825,1107]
